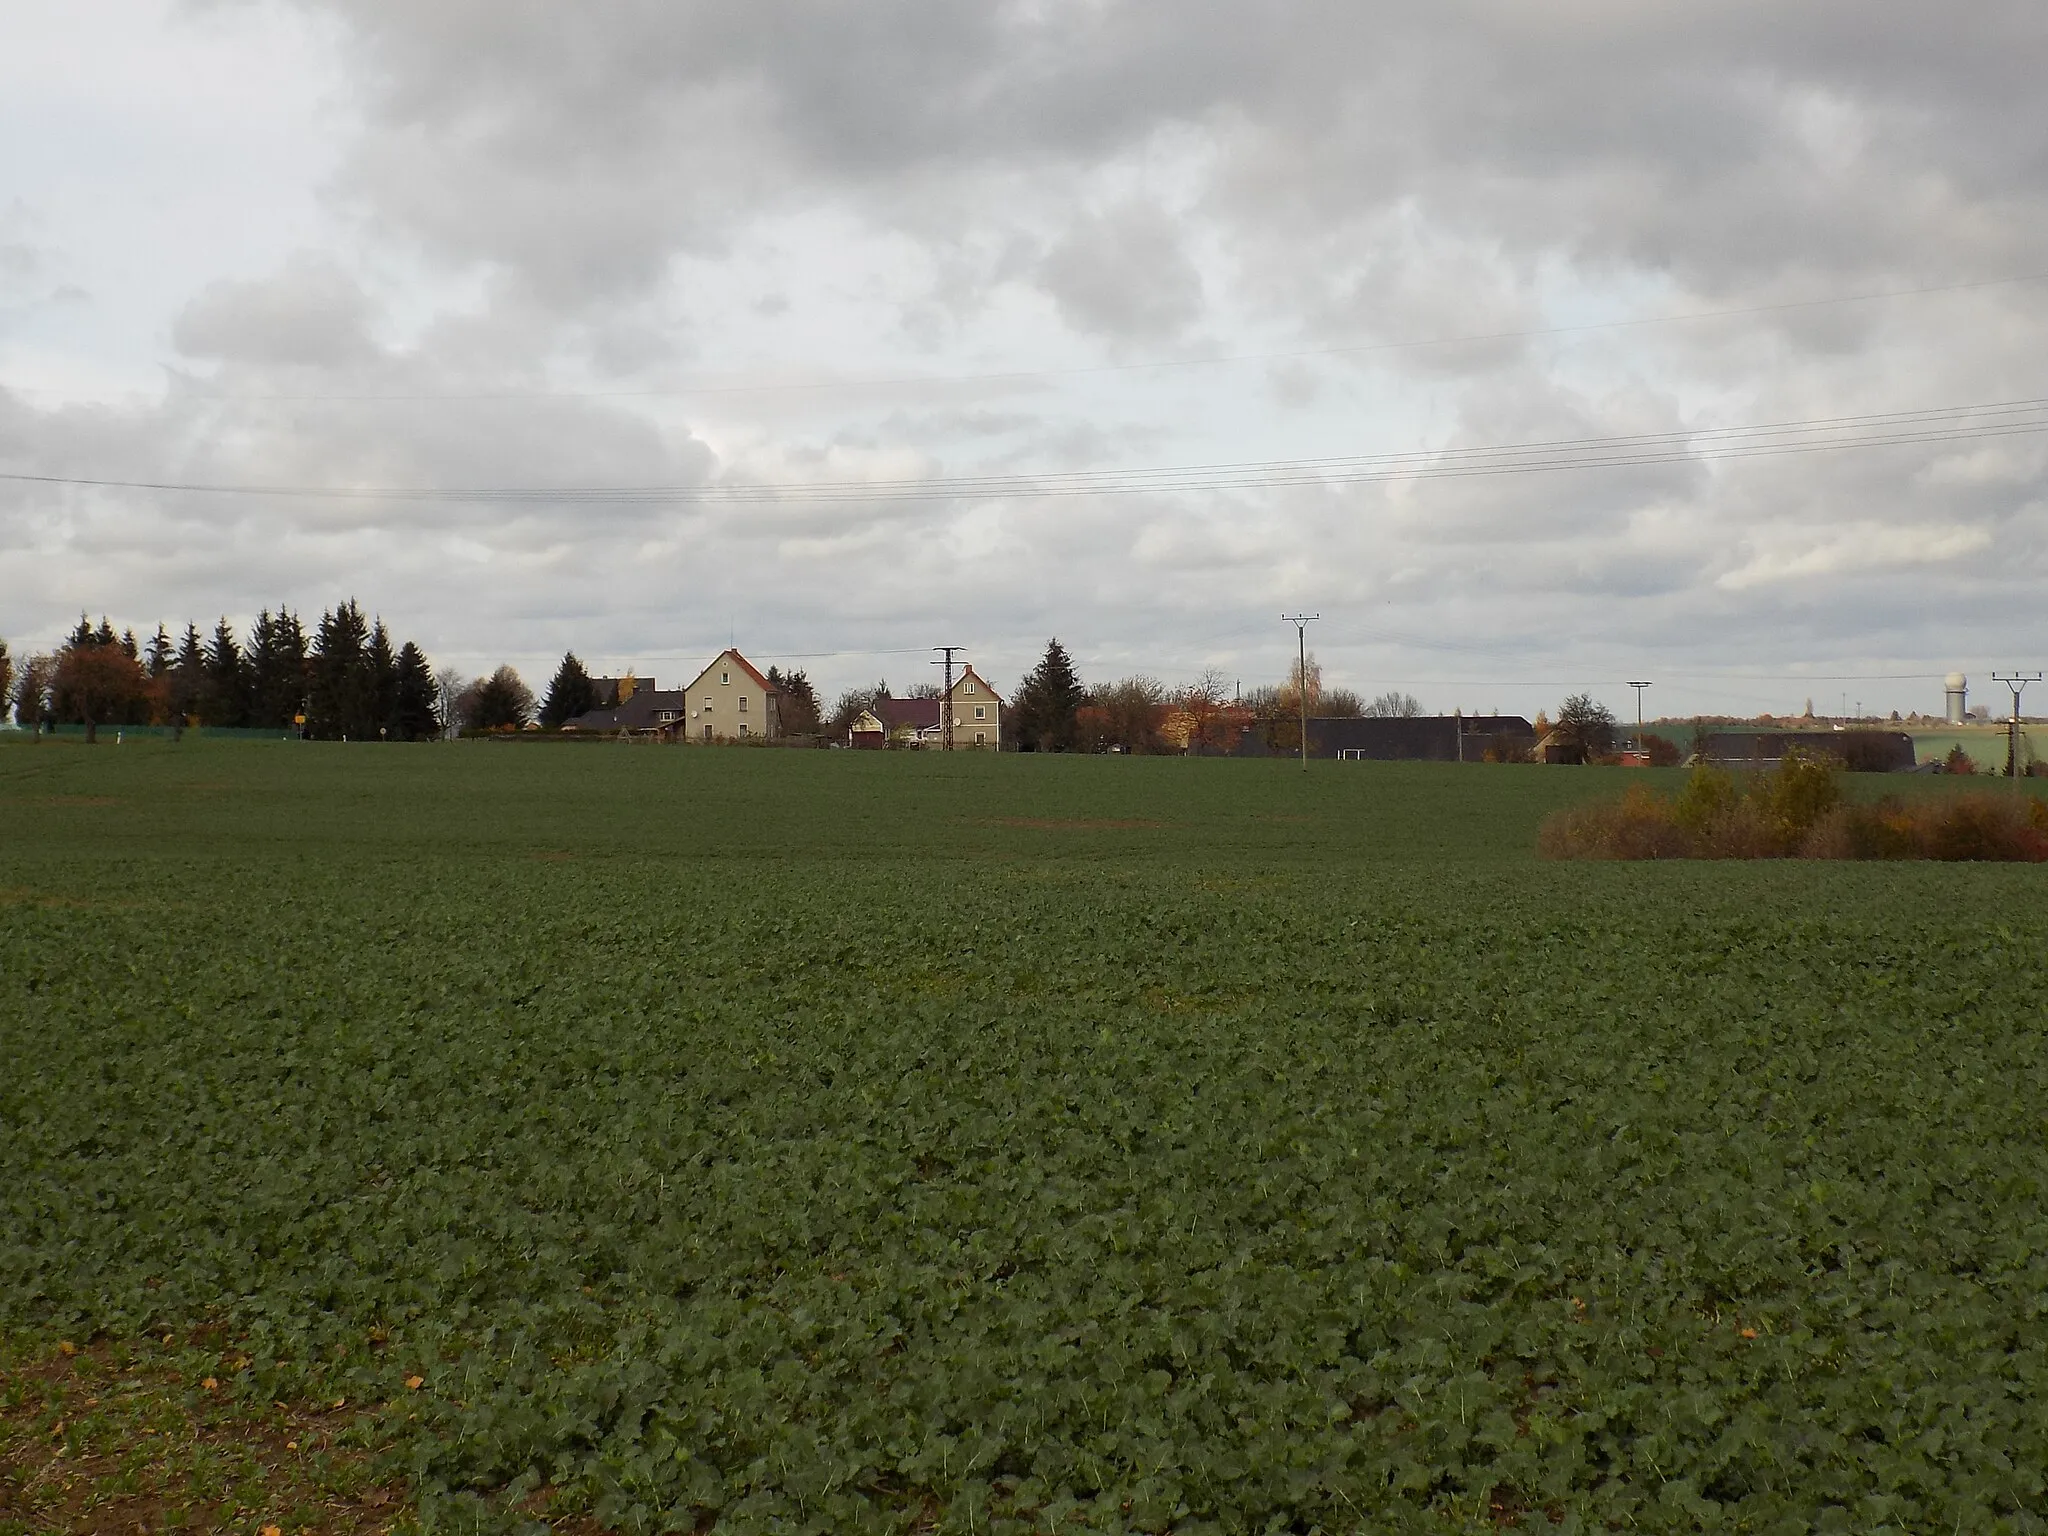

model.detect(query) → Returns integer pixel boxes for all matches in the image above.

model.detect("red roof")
[690,648,778,693]
[876,697,942,731]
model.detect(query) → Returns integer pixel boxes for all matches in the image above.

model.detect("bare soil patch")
[0,1337,408,1536]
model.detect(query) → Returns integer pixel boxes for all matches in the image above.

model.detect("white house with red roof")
[679,648,781,742]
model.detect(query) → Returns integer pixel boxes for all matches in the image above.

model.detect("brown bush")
[1924,795,2048,861]
[1799,802,1922,860]
[1537,784,1692,860]
[1691,797,1790,860]
[1542,757,2048,862]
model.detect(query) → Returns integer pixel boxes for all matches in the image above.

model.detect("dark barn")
[1233,715,1537,762]
[1700,730,1917,772]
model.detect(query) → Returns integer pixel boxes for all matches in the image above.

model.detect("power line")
[12,270,2047,405]
[6,394,2046,506]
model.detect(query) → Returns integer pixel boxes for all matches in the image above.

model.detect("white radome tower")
[1945,672,1968,724]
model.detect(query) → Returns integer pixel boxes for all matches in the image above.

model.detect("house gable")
[681,648,780,741]
[951,665,1005,707]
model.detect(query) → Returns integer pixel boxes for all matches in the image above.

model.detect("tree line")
[3,622,1622,757]
[4,603,439,743]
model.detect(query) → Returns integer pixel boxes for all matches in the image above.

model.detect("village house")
[849,667,1004,748]
[558,678,686,735]
[677,648,781,742]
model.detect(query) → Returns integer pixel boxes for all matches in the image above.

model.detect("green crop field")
[1905,726,2042,774]
[5,740,2048,1535]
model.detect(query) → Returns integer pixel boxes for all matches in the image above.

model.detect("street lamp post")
[1626,681,1651,746]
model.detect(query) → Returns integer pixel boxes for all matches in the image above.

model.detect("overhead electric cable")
[5,395,2046,505]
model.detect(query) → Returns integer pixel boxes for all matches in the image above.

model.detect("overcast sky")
[6,0,2048,719]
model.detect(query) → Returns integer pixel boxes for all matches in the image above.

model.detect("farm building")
[1232,714,1537,761]
[1699,729,1916,772]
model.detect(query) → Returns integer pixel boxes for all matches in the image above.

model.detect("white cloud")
[1717,523,1994,590]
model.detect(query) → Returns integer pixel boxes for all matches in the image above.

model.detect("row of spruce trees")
[19,603,440,741]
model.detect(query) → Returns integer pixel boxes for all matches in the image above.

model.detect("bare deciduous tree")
[1083,675,1167,753]
[1175,668,1235,754]
[1363,690,1426,718]
[434,668,470,739]
[1554,693,1618,763]
[13,654,57,738]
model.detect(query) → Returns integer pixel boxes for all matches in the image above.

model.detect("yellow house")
[950,666,1004,749]
[679,648,781,743]
[845,670,1004,748]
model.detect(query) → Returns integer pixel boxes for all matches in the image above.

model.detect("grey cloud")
[1037,203,1204,343]
[13,0,2048,714]
[173,255,379,367]
[277,2,2048,306]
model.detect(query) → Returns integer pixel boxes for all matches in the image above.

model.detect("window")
[974,730,986,744]
[738,696,747,712]
[703,724,713,739]
[721,671,730,685]
[974,705,986,720]
[966,681,977,694]
[738,723,748,735]
[703,697,713,711]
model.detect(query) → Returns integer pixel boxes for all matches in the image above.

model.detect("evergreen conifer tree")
[204,619,249,727]
[1011,638,1084,752]
[167,624,205,729]
[307,600,374,739]
[539,652,600,728]
[766,667,822,736]
[247,609,309,729]
[367,620,400,738]
[470,666,535,731]
[145,625,172,677]
[116,630,151,723]
[392,643,440,740]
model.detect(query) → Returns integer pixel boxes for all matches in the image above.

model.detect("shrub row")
[1540,751,2048,861]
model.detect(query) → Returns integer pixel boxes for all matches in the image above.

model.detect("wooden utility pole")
[932,646,964,750]
[1281,614,1318,770]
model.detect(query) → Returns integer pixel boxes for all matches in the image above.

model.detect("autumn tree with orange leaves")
[54,638,149,743]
